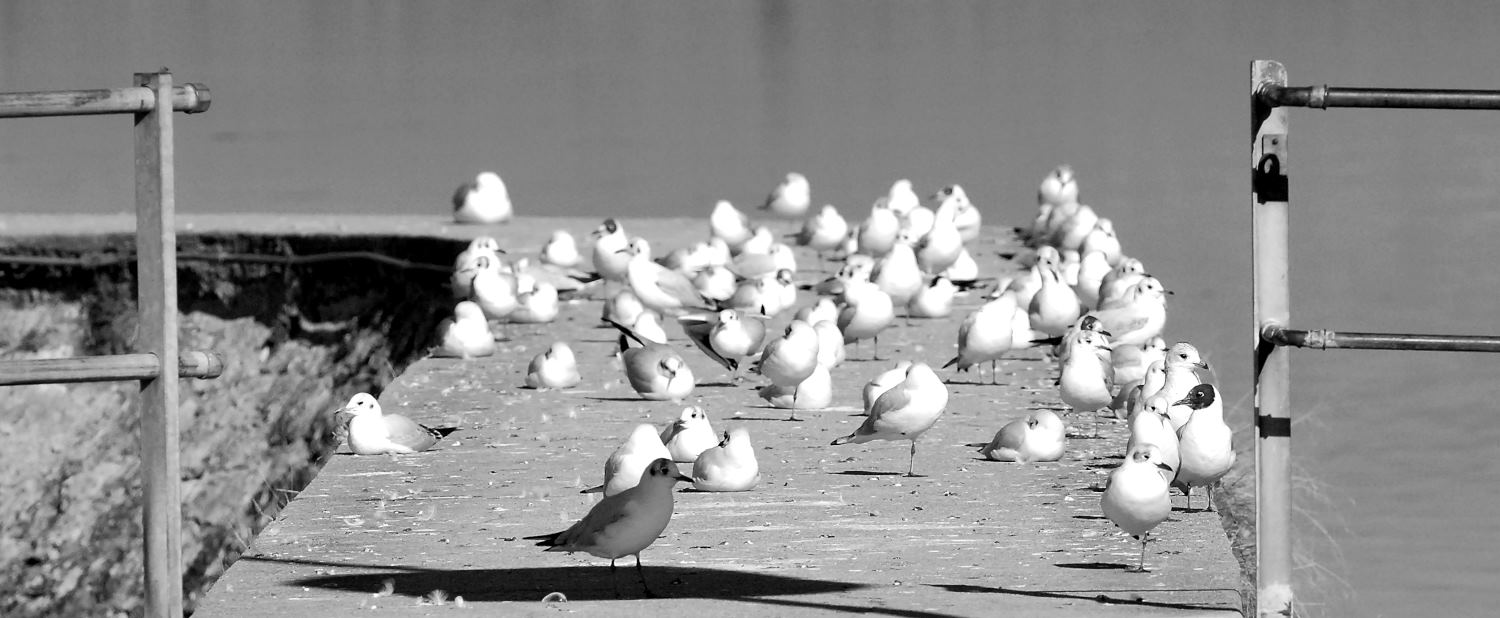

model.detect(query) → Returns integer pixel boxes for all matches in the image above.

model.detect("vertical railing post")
[135,70,183,618]
[1251,60,1294,617]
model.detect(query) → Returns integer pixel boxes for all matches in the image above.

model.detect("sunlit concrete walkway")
[180,215,1244,617]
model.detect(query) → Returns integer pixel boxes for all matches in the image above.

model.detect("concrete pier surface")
[20,214,1239,617]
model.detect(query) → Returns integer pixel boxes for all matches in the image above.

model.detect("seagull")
[1039,314,1111,368]
[917,201,964,275]
[509,281,559,323]
[753,320,820,397]
[452,171,513,224]
[861,360,912,415]
[340,393,453,455]
[794,204,850,267]
[830,361,948,476]
[460,254,519,323]
[1111,336,1167,391]
[591,218,633,283]
[525,458,690,598]
[1159,342,1209,430]
[900,204,935,240]
[1173,383,1235,512]
[757,361,832,417]
[1101,444,1175,573]
[1116,360,1169,420]
[540,229,583,269]
[1028,259,1084,337]
[885,179,921,216]
[1125,394,1181,474]
[582,424,673,496]
[979,409,1066,462]
[856,199,901,258]
[759,172,811,219]
[525,341,581,390]
[709,199,755,252]
[623,238,714,316]
[1080,218,1123,266]
[1096,256,1147,310]
[931,184,982,243]
[872,235,923,310]
[627,311,670,345]
[736,225,776,258]
[730,242,797,279]
[678,309,768,383]
[1000,246,1055,310]
[602,288,654,331]
[812,320,847,370]
[1037,164,1080,207]
[944,293,1018,384]
[1084,276,1169,346]
[692,428,761,492]
[662,238,730,273]
[727,269,797,318]
[837,278,895,360]
[1053,203,1099,254]
[433,300,496,359]
[610,319,695,402]
[660,406,719,463]
[815,254,876,297]
[942,247,981,288]
[1073,250,1112,309]
[692,264,739,302]
[1058,329,1114,438]
[794,297,840,330]
[909,275,956,319]
[453,236,504,278]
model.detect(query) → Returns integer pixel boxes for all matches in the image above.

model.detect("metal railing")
[0,71,216,618]
[1250,59,1500,617]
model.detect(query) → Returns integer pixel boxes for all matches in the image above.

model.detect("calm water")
[4,2,1499,615]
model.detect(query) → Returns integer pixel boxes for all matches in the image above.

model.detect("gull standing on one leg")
[830,361,949,476]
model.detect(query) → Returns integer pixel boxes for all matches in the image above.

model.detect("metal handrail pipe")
[0,84,211,118]
[0,351,223,386]
[1262,325,1500,353]
[1259,84,1500,110]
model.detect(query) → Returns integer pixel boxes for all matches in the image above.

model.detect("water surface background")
[4,2,1499,616]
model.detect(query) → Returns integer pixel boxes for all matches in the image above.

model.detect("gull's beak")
[1100,329,1113,337]
[1155,462,1174,472]
[1172,395,1191,407]
[674,472,693,483]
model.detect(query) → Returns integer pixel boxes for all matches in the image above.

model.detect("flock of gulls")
[334,165,1236,596]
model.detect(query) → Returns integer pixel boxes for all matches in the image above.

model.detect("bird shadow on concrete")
[262,555,946,612]
[929,582,1241,613]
